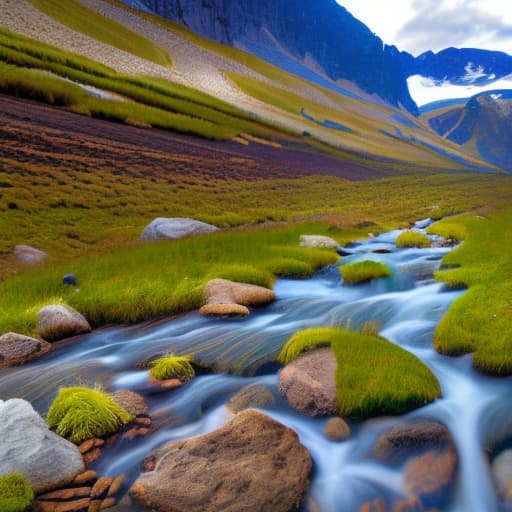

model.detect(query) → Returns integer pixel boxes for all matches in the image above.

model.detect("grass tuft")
[340,260,392,284]
[0,472,34,512]
[395,230,431,248]
[264,258,314,279]
[47,386,134,443]
[149,354,195,381]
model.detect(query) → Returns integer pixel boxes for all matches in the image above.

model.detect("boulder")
[141,217,218,241]
[278,347,338,416]
[492,449,512,501]
[199,278,275,316]
[373,421,453,465]
[112,390,148,417]
[226,384,275,414]
[0,399,84,493]
[0,332,51,367]
[324,417,351,442]
[299,235,339,249]
[37,305,92,342]
[13,244,47,264]
[129,410,312,512]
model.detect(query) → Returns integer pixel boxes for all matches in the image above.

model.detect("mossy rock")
[149,354,195,382]
[47,387,134,443]
[278,327,441,417]
[396,231,431,248]
[0,472,34,512]
[340,260,392,284]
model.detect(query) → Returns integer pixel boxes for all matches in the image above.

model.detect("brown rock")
[37,304,91,342]
[78,439,95,454]
[73,471,97,486]
[148,376,184,389]
[359,499,387,512]
[112,390,148,417]
[135,417,152,426]
[393,495,424,512]
[130,410,312,512]
[88,501,102,512]
[13,244,47,264]
[199,278,275,317]
[226,384,275,414]
[93,439,104,448]
[107,475,125,497]
[324,417,351,442]
[83,448,102,466]
[279,347,338,416]
[34,498,91,512]
[373,421,453,465]
[91,477,113,498]
[37,487,92,501]
[492,449,512,501]
[100,497,116,509]
[0,332,51,367]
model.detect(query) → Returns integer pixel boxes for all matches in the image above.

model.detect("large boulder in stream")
[492,449,512,501]
[278,347,338,416]
[37,304,92,342]
[141,217,218,241]
[0,332,51,367]
[0,399,84,493]
[129,409,312,512]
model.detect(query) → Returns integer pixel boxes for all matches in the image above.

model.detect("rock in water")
[130,410,312,512]
[13,244,47,264]
[63,273,78,286]
[140,217,218,241]
[0,399,84,493]
[324,417,351,442]
[37,304,92,342]
[492,449,512,501]
[0,332,51,367]
[279,347,338,416]
[299,235,339,249]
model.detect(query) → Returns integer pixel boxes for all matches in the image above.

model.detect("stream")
[1,225,511,511]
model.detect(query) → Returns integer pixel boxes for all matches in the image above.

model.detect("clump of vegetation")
[149,354,195,381]
[264,258,314,279]
[395,230,431,248]
[426,220,466,242]
[340,260,392,284]
[47,386,134,443]
[278,327,441,417]
[431,210,512,375]
[0,472,34,512]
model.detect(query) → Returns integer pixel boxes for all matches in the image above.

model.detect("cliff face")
[133,0,417,113]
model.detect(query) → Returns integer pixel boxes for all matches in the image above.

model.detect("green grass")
[426,221,466,241]
[340,260,392,284]
[278,327,441,417]
[47,386,134,443]
[149,354,195,381]
[395,230,431,248]
[28,0,172,67]
[0,472,33,512]
[429,210,512,375]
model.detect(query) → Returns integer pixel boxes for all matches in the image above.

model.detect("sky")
[336,0,512,56]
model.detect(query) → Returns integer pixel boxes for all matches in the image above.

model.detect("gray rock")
[141,217,218,241]
[37,304,92,342]
[279,347,338,416]
[0,399,84,493]
[0,332,51,367]
[492,449,512,501]
[13,244,47,264]
[299,235,339,249]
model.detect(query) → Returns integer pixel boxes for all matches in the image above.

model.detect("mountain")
[126,0,417,113]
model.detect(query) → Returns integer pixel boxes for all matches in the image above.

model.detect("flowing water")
[1,224,511,511]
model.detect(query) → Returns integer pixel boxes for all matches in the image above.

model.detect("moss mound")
[47,386,134,443]
[340,260,392,284]
[396,231,431,248]
[264,258,314,279]
[278,327,441,417]
[0,472,34,512]
[149,354,195,381]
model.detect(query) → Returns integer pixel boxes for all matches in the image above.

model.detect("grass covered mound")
[278,327,441,417]
[395,230,431,248]
[149,354,195,381]
[429,210,512,375]
[0,472,34,512]
[340,260,392,284]
[47,386,134,443]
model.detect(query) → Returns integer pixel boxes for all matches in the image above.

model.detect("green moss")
[264,258,314,278]
[0,472,33,512]
[149,354,195,381]
[278,327,441,417]
[395,230,431,248]
[47,386,134,443]
[340,260,392,284]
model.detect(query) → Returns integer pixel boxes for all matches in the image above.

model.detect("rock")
[37,304,91,342]
[199,278,275,316]
[78,439,95,454]
[130,409,312,512]
[492,449,512,501]
[0,399,84,493]
[393,495,424,512]
[13,244,47,264]
[141,217,218,241]
[324,417,351,442]
[111,390,148,417]
[299,235,339,249]
[373,421,453,465]
[34,498,91,512]
[359,499,387,512]
[91,477,114,498]
[107,475,125,497]
[63,273,77,286]
[0,332,51,367]
[226,384,275,414]
[72,470,97,485]
[403,450,457,505]
[37,486,91,500]
[278,347,338,416]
